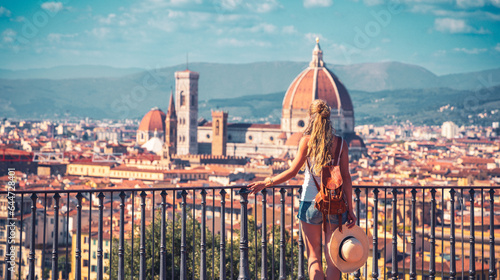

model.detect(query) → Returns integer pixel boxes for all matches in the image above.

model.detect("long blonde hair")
[303,99,336,175]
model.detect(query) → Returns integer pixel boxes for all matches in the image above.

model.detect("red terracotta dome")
[282,40,353,113]
[138,108,166,132]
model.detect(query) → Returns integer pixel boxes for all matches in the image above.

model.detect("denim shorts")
[297,201,348,225]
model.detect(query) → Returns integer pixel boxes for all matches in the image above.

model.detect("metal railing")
[2,185,499,280]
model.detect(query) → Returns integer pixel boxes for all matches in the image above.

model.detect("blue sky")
[0,0,499,75]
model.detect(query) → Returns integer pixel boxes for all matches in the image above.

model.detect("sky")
[0,0,499,75]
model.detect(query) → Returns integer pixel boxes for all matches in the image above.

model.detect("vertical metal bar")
[200,189,207,280]
[461,189,464,280]
[441,188,445,280]
[160,191,168,280]
[488,188,495,280]
[354,187,361,280]
[365,188,369,279]
[109,191,113,280]
[403,189,406,280]
[212,190,215,280]
[88,192,92,280]
[391,188,398,280]
[118,191,126,280]
[430,189,436,280]
[372,188,379,280]
[42,193,48,278]
[469,189,476,280]
[192,191,195,280]
[481,189,484,280]
[172,190,176,280]
[180,190,188,280]
[261,189,268,280]
[384,187,387,280]
[450,189,456,280]
[291,188,295,278]
[152,191,155,280]
[97,192,105,280]
[51,193,61,280]
[272,188,275,280]
[279,188,287,280]
[75,193,83,280]
[220,189,227,280]
[131,191,135,280]
[422,189,425,278]
[5,192,12,280]
[255,192,258,280]
[231,189,234,280]
[19,193,24,279]
[238,187,251,280]
[410,188,417,280]
[139,191,147,280]
[28,193,37,280]
[65,194,69,280]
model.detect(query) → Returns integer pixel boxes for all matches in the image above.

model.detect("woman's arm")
[248,136,309,194]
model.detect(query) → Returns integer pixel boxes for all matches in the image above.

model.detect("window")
[93,239,96,245]
[228,134,232,140]
[51,218,54,224]
[191,95,195,107]
[93,251,96,259]
[206,134,210,139]
[180,91,185,106]
[83,259,89,267]
[91,265,97,272]
[84,237,88,244]
[0,249,3,256]
[298,120,305,127]
[269,136,274,141]
[248,135,253,141]
[215,120,220,136]
[104,252,109,259]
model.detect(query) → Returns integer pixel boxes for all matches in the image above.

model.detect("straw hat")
[329,225,369,273]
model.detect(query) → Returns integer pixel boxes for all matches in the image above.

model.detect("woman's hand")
[248,181,267,195]
[346,209,357,229]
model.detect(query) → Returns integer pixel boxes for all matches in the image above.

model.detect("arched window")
[215,120,220,136]
[180,91,185,106]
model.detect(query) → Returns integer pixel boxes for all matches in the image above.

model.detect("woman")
[248,99,356,280]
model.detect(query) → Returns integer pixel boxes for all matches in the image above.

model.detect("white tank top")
[300,138,343,202]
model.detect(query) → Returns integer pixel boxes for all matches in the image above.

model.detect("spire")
[167,90,176,119]
[310,37,325,68]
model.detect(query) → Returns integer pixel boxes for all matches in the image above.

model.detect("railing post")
[352,187,361,280]
[469,189,476,280]
[391,188,398,280]
[450,189,456,280]
[160,190,167,280]
[220,189,227,279]
[28,193,37,280]
[430,189,437,280]
[261,189,269,280]
[180,190,188,280]
[51,193,61,280]
[75,193,83,280]
[97,192,105,280]
[489,188,496,280]
[139,191,147,280]
[118,191,126,280]
[238,188,251,280]
[200,189,207,280]
[410,189,417,280]
[5,192,14,280]
[279,188,287,280]
[372,188,379,280]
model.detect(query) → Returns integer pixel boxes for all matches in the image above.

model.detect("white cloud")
[364,0,384,6]
[98,13,116,24]
[381,38,391,43]
[217,38,271,47]
[10,16,25,22]
[433,50,447,57]
[47,33,78,42]
[303,0,333,8]
[452,47,487,54]
[2,29,16,43]
[41,2,64,13]
[305,33,325,43]
[282,25,297,34]
[88,27,111,39]
[434,18,490,34]
[216,0,281,13]
[0,6,12,17]
[456,0,485,8]
[494,43,500,52]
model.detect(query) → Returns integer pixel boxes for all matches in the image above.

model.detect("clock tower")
[175,69,199,155]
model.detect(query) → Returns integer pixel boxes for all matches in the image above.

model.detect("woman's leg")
[301,220,324,280]
[325,223,341,280]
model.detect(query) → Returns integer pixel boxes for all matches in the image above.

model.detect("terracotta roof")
[138,108,166,132]
[285,132,303,146]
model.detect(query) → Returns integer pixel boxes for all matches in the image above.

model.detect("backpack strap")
[333,137,343,166]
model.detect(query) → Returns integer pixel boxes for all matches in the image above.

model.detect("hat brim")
[329,225,369,273]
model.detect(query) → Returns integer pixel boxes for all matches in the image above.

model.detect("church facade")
[138,39,367,161]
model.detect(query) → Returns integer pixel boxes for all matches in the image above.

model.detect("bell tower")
[175,69,199,155]
[211,111,228,156]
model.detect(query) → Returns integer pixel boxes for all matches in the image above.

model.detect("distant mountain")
[0,65,144,79]
[0,61,499,124]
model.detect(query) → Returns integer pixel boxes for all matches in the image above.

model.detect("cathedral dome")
[281,38,354,135]
[138,108,166,132]
[282,39,353,114]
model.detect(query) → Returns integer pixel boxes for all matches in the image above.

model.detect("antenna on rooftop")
[186,53,189,70]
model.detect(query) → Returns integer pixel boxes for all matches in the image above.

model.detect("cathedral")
[137,39,367,162]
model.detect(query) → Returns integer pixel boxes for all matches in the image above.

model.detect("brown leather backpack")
[306,137,348,233]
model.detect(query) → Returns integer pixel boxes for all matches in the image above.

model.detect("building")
[137,39,367,160]
[442,121,459,139]
[136,108,166,146]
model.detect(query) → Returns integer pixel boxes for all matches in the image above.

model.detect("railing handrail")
[2,184,500,195]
